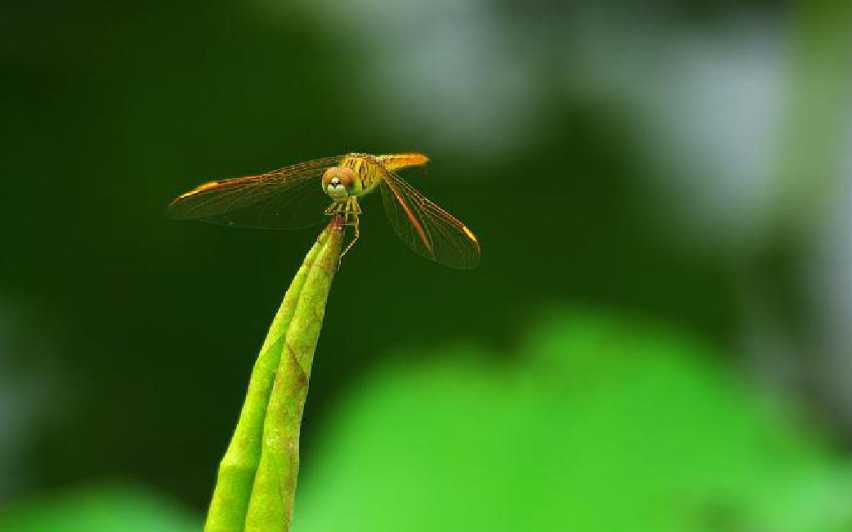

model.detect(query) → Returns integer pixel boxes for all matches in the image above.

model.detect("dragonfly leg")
[338,198,361,268]
[339,215,360,268]
[324,201,346,216]
[347,196,362,215]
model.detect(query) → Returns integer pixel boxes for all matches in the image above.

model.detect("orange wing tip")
[176,190,199,200]
[176,181,222,200]
[462,225,478,243]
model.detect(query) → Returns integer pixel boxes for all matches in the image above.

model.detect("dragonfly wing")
[167,156,344,229]
[378,167,480,269]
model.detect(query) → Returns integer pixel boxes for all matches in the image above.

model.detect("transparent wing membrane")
[378,167,480,269]
[167,156,344,229]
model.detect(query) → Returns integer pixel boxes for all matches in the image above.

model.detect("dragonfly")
[167,153,480,269]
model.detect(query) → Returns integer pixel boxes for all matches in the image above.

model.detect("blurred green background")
[2,1,852,530]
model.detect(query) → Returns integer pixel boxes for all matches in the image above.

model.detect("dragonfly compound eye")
[322,167,357,201]
[323,168,355,187]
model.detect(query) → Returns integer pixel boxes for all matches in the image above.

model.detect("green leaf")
[294,310,852,532]
[0,484,199,532]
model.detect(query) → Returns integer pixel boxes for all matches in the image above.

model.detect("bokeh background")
[2,1,852,530]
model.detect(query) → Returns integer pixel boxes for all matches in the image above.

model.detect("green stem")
[204,220,344,532]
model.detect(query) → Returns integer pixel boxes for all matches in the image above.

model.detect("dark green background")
[2,1,851,530]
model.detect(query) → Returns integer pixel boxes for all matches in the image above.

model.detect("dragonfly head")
[322,167,356,202]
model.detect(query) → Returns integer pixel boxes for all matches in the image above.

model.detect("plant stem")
[204,220,344,532]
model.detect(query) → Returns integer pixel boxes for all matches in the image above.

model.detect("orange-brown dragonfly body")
[168,153,479,269]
